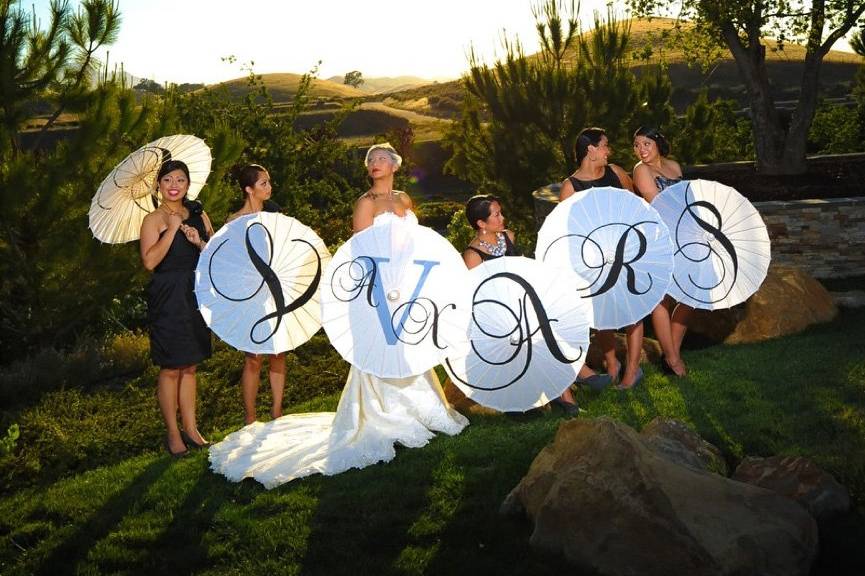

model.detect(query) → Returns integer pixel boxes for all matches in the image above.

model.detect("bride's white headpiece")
[364,142,403,168]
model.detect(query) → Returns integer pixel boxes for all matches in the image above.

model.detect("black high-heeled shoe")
[164,437,189,459]
[180,429,211,450]
[659,355,686,377]
[551,397,582,416]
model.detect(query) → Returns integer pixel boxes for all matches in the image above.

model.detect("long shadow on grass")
[295,412,574,575]
[676,309,865,462]
[141,456,224,574]
[296,441,446,575]
[32,456,173,576]
[418,413,575,575]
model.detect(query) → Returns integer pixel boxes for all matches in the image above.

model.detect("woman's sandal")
[660,355,687,377]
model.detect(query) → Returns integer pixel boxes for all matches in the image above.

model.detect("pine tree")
[0,0,121,155]
[444,1,654,225]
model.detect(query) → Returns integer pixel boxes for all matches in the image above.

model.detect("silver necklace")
[478,232,506,256]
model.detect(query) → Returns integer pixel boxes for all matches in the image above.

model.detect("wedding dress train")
[209,367,468,489]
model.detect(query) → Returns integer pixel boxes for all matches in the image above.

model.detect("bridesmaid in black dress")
[140,160,215,457]
[559,127,644,390]
[632,126,689,377]
[462,194,519,267]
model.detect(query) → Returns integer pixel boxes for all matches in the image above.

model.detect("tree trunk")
[721,24,798,175]
[782,51,823,174]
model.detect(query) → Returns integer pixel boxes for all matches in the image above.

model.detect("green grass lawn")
[1,309,864,575]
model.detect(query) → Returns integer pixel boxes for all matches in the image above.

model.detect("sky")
[27,0,619,84]
[29,0,857,85]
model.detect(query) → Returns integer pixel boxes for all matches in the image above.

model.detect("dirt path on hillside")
[358,102,451,125]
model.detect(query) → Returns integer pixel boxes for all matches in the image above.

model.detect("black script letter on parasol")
[447,271,583,391]
[330,257,453,347]
[391,297,455,348]
[330,256,380,307]
[673,185,739,304]
[542,221,660,297]
[208,222,323,344]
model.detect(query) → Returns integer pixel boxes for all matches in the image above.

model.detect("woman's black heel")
[180,429,211,450]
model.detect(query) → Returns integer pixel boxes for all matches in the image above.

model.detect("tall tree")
[0,0,120,155]
[629,0,865,174]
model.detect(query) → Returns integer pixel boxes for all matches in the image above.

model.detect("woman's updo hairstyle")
[574,127,607,164]
[633,126,671,156]
[465,194,502,230]
[231,164,267,197]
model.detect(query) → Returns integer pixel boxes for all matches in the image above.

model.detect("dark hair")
[233,164,268,196]
[574,127,607,164]
[633,126,670,156]
[156,159,190,187]
[465,194,502,230]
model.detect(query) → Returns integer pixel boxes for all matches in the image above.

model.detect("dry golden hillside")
[215,73,366,101]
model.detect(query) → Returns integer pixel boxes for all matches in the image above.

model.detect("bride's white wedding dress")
[209,210,469,489]
[209,368,468,488]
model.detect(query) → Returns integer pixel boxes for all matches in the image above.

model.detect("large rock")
[733,455,851,520]
[640,417,728,476]
[688,265,837,344]
[502,418,818,576]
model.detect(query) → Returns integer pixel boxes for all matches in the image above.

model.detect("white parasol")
[89,134,212,243]
[195,212,331,354]
[651,179,771,309]
[320,215,470,378]
[536,186,674,329]
[443,256,592,412]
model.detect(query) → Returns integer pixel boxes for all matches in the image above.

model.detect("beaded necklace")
[478,232,507,257]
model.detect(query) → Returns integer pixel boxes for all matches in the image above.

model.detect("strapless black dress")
[146,200,212,368]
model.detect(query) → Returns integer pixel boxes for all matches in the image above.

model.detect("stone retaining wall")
[531,187,865,279]
[756,197,865,278]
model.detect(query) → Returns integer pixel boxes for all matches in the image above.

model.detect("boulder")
[733,455,851,520]
[640,417,728,476]
[688,265,837,344]
[502,417,818,576]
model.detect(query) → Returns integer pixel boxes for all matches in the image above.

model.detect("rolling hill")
[215,73,365,101]
[205,18,863,119]
[382,17,864,116]
[323,75,437,94]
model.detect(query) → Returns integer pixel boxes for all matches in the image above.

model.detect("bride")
[209,143,468,488]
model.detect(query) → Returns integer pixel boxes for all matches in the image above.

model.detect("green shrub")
[415,200,465,231]
[446,209,474,252]
[0,424,18,457]
[0,332,151,413]
[808,101,862,154]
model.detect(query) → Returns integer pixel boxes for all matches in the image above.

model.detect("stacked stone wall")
[755,197,865,278]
